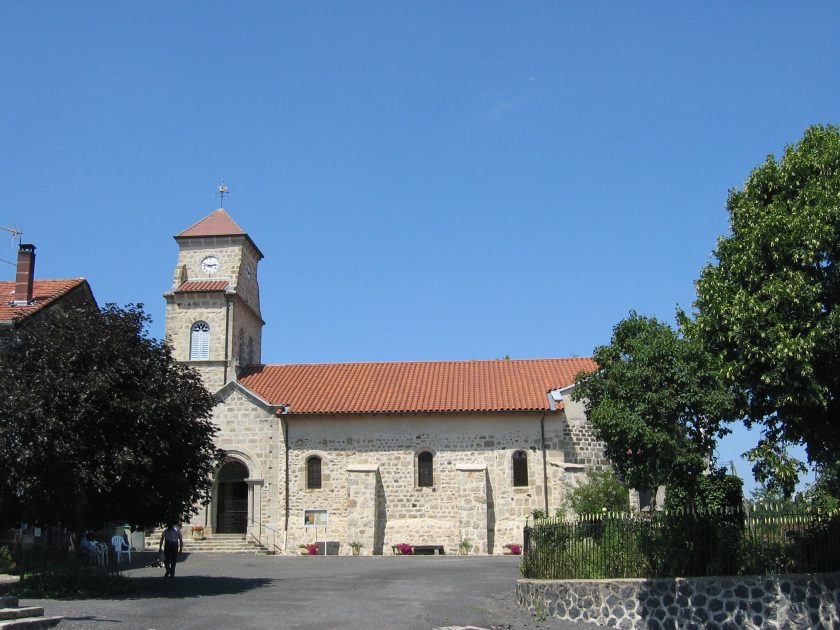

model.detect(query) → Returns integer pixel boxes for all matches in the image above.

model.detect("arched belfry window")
[238,330,246,366]
[190,321,210,360]
[513,450,528,487]
[247,336,255,365]
[306,456,322,490]
[418,451,434,487]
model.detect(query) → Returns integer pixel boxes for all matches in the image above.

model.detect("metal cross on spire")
[217,182,230,209]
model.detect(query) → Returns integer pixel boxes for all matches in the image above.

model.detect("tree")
[690,124,840,495]
[571,313,738,511]
[563,468,629,516]
[0,304,222,534]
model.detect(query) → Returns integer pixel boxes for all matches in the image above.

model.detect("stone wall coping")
[561,463,586,470]
[346,464,379,473]
[455,463,487,471]
[519,570,840,585]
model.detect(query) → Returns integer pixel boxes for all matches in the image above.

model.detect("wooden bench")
[409,544,445,555]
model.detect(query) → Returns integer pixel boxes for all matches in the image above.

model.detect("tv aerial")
[1,223,22,244]
[0,223,23,266]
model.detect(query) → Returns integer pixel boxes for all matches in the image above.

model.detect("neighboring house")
[0,244,96,328]
[166,209,608,554]
[0,243,96,550]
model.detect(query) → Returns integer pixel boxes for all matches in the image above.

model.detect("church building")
[165,209,608,555]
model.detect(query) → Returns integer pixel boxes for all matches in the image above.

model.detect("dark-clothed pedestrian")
[158,523,183,577]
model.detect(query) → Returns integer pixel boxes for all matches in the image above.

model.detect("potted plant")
[458,539,471,555]
[191,525,205,540]
[503,543,521,555]
[393,543,413,555]
[349,541,363,556]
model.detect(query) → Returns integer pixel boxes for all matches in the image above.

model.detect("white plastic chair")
[95,542,108,566]
[111,535,131,563]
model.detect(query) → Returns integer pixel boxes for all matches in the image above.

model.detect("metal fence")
[522,507,840,579]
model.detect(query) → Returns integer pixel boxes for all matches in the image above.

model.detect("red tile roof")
[0,279,88,324]
[176,209,246,238]
[238,357,596,415]
[177,280,230,292]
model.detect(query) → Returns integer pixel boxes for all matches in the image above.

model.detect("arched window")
[306,456,322,490]
[512,450,528,487]
[247,336,255,365]
[417,451,434,487]
[190,321,210,360]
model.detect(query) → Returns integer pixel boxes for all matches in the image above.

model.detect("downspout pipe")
[280,408,290,553]
[540,412,548,515]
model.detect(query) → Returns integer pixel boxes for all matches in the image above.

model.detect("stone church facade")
[166,209,608,555]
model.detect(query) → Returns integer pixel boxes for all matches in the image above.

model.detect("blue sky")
[3,2,838,495]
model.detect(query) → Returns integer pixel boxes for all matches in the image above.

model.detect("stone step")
[145,540,269,554]
[0,608,45,622]
[0,615,63,629]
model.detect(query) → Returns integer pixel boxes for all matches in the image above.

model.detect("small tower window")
[417,451,434,487]
[513,450,528,487]
[247,336,255,365]
[190,321,210,360]
[306,456,322,490]
[238,330,246,366]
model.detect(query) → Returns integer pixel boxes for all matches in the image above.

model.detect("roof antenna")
[0,223,23,266]
[217,182,230,210]
[0,224,22,245]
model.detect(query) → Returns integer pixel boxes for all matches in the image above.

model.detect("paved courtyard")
[22,553,598,630]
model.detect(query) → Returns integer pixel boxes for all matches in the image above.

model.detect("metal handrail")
[246,516,282,555]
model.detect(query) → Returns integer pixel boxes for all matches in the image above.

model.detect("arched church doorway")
[216,460,249,533]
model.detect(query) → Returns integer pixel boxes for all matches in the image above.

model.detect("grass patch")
[10,565,136,599]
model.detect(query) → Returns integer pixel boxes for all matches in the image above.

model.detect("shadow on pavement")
[123,575,275,599]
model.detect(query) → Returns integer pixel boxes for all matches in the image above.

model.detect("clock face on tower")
[201,256,220,275]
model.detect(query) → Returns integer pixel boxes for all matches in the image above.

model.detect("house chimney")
[13,244,36,305]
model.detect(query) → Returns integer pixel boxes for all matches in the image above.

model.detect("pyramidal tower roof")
[175,209,263,258]
[176,209,246,238]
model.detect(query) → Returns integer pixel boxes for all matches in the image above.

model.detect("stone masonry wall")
[188,388,281,534]
[282,402,607,555]
[516,572,840,629]
[190,388,609,555]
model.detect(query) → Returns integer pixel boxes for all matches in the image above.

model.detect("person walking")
[158,523,183,577]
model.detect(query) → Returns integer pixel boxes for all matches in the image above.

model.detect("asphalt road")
[23,552,599,630]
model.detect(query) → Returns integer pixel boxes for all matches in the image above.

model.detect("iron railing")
[246,516,282,555]
[522,507,840,579]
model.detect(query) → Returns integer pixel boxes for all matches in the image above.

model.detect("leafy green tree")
[563,468,629,515]
[0,304,222,535]
[571,313,738,512]
[800,464,840,513]
[690,125,840,495]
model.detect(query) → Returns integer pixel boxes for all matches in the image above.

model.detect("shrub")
[11,566,135,599]
[564,469,630,516]
[0,546,15,573]
[394,543,413,555]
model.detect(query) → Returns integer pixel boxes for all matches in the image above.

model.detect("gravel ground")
[21,552,601,630]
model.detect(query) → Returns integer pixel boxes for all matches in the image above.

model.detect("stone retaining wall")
[516,572,839,629]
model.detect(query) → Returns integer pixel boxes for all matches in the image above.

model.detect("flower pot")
[352,548,360,556]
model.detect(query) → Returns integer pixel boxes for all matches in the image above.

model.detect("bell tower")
[163,208,265,391]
